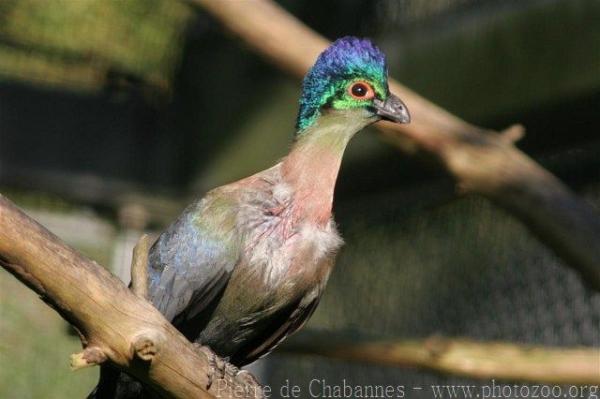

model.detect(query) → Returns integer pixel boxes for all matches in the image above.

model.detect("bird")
[90,36,409,398]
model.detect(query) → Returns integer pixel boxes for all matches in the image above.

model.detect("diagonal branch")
[193,0,600,290]
[0,194,262,399]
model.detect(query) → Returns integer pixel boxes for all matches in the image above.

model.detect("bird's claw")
[223,361,239,380]
[193,343,262,396]
[192,344,241,385]
[226,365,263,397]
[235,369,261,387]
[193,343,218,389]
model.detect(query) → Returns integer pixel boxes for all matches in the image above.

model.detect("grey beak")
[372,93,410,124]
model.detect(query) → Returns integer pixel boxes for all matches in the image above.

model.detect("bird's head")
[296,36,410,134]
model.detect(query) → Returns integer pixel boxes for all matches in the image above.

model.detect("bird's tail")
[88,365,151,399]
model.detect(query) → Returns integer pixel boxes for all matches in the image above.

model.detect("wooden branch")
[70,346,107,371]
[131,233,152,299]
[193,0,600,291]
[281,332,600,385]
[0,195,263,399]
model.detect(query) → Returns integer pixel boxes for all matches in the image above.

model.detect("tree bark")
[194,0,600,291]
[0,195,262,399]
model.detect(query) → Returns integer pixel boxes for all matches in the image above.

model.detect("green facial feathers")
[296,37,389,133]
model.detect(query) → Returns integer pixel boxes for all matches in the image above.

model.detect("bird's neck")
[282,110,368,226]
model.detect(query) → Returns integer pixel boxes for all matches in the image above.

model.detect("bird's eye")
[348,81,375,100]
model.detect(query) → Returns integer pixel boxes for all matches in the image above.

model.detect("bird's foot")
[235,369,261,388]
[192,345,241,386]
[224,366,264,398]
[193,344,263,397]
[222,360,239,380]
[193,343,218,389]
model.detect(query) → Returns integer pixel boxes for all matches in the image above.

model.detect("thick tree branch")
[0,195,262,399]
[282,332,600,385]
[193,0,600,290]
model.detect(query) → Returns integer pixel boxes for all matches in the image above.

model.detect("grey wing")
[147,200,239,330]
[230,289,322,366]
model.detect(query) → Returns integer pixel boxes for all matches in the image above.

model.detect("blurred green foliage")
[0,0,192,91]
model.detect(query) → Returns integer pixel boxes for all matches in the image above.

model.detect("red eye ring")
[348,81,375,100]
